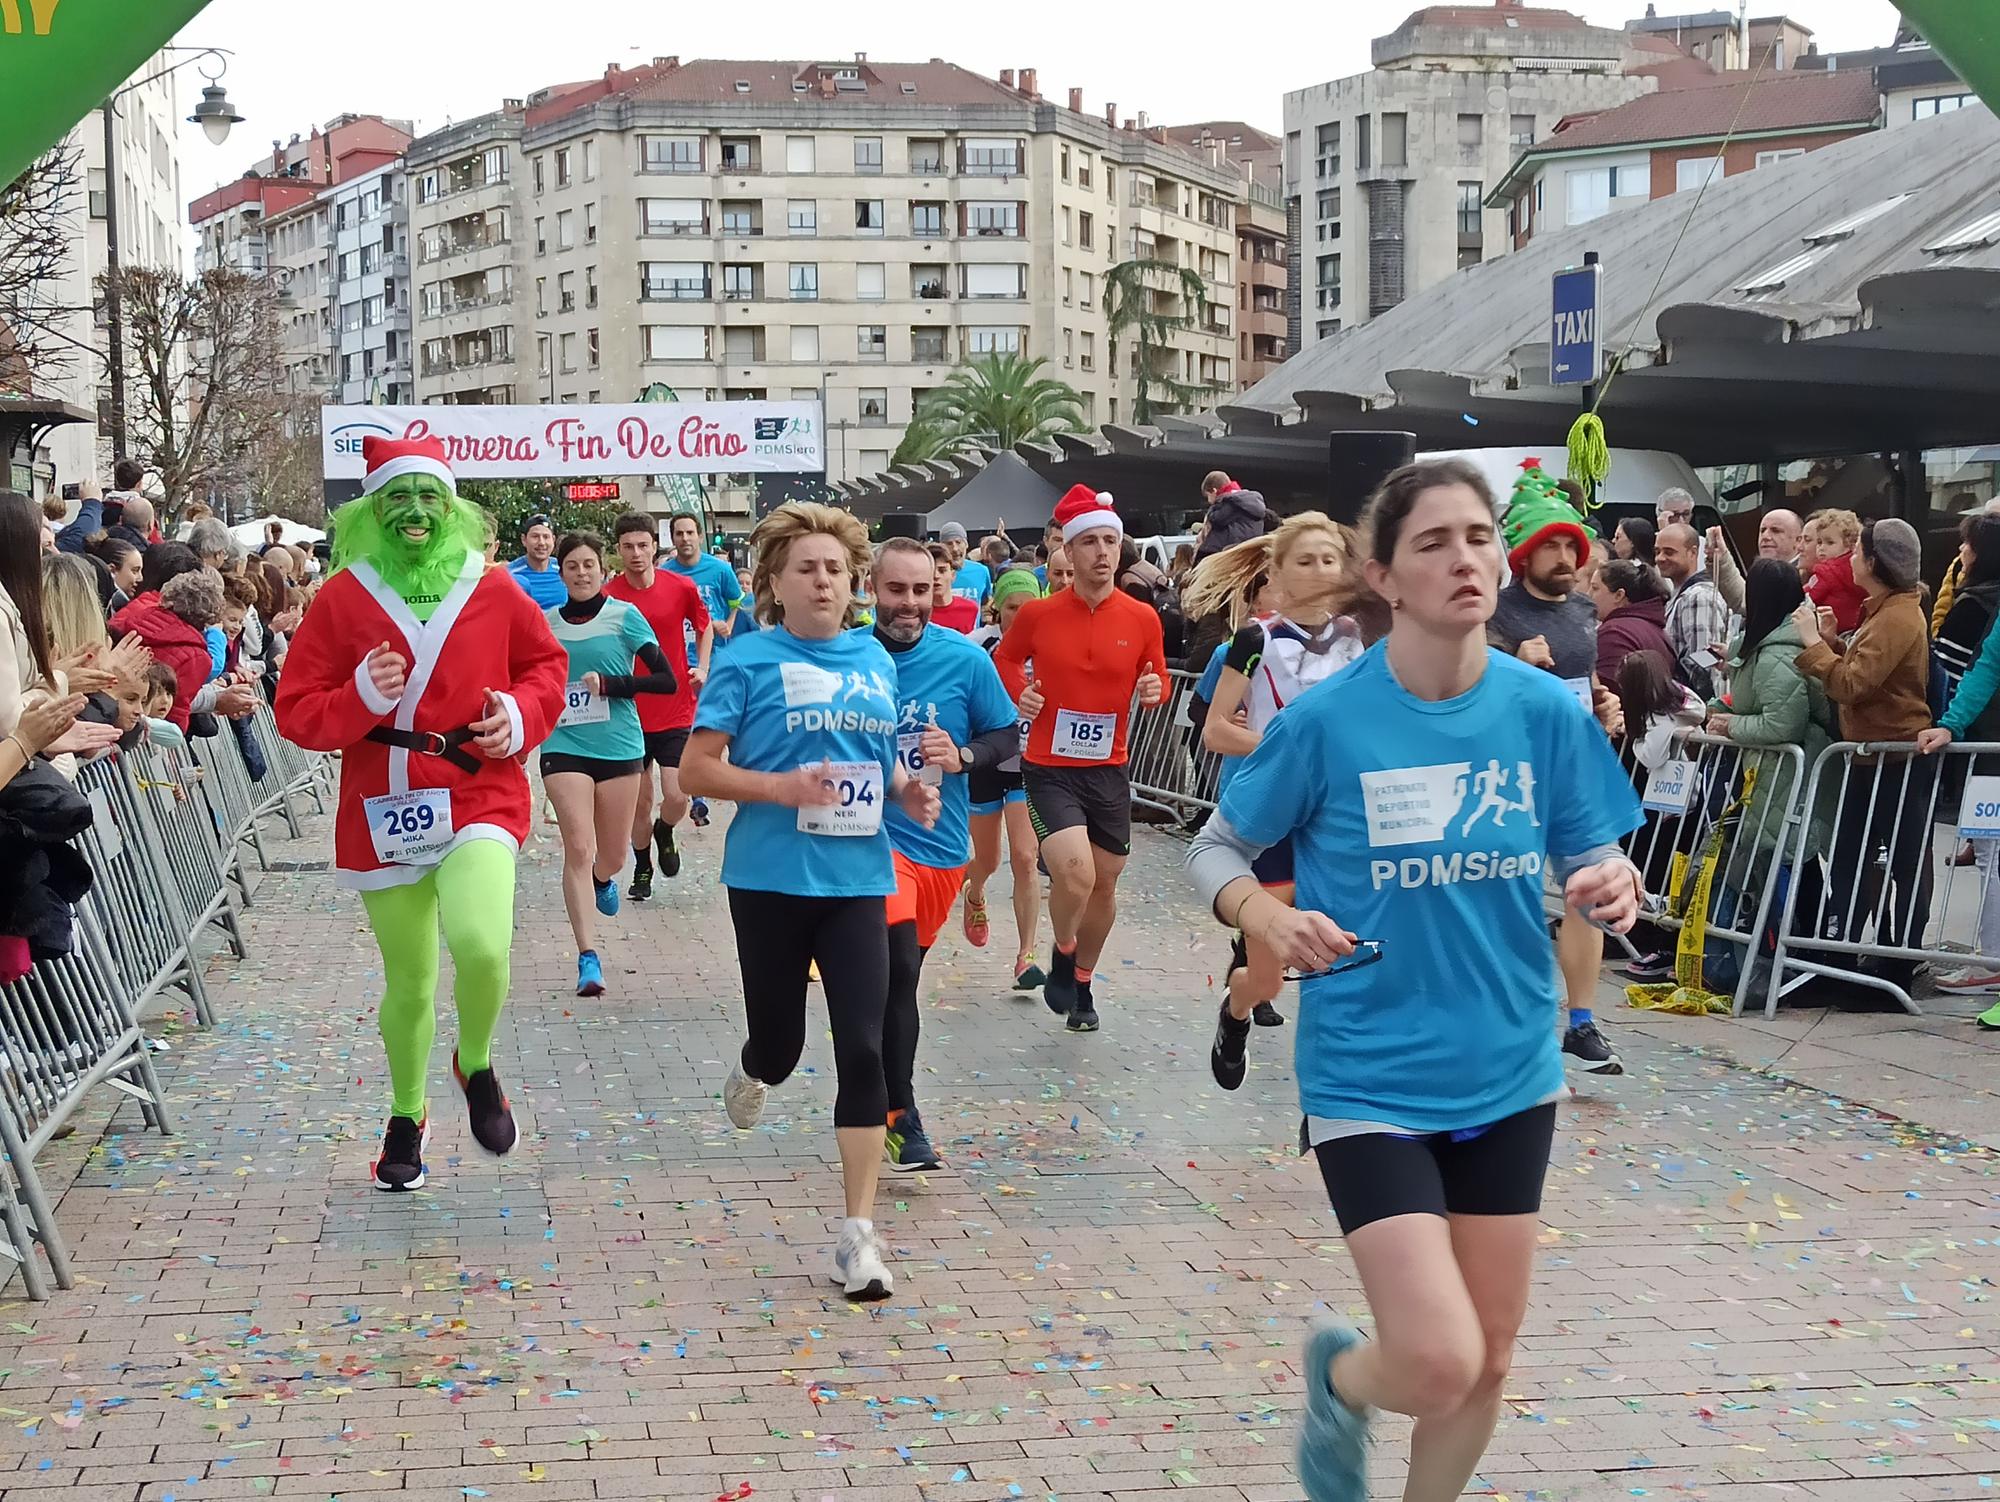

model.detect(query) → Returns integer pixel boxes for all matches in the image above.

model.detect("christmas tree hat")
[1499,456,1591,571]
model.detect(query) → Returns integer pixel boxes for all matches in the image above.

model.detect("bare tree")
[0,140,85,391]
[100,265,286,523]
[242,396,328,525]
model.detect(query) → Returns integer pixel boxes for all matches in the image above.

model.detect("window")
[788,263,818,300]
[340,250,361,280]
[535,276,547,317]
[644,325,709,361]
[961,137,1021,176]
[558,270,575,312]
[1063,327,1073,366]
[556,210,574,250]
[1316,253,1340,299]
[786,135,815,173]
[911,200,943,236]
[1457,182,1482,238]
[534,217,547,256]
[1080,331,1095,371]
[720,201,759,235]
[909,138,944,174]
[1078,211,1094,251]
[1382,112,1407,168]
[721,136,758,171]
[560,332,576,372]
[1063,267,1073,305]
[555,148,572,187]
[854,136,883,174]
[790,325,820,362]
[911,264,947,298]
[584,202,598,244]
[911,327,946,361]
[533,156,545,195]
[856,262,885,301]
[586,328,600,368]
[1563,164,1640,225]
[788,199,817,235]
[483,146,508,185]
[1510,113,1535,148]
[1061,206,1072,245]
[1914,92,1974,119]
[968,325,1021,354]
[363,293,385,327]
[966,201,1020,236]
[1354,114,1371,171]
[642,198,707,236]
[340,300,362,332]
[1316,121,1340,178]
[586,264,598,308]
[583,140,598,180]
[1458,113,1482,147]
[1755,147,1807,168]
[1675,156,1717,193]
[1076,151,1093,190]
[416,170,440,204]
[856,199,884,234]
[1317,188,1340,220]
[722,326,763,362]
[1080,270,1094,309]
[963,263,1027,300]
[641,261,707,300]
[858,385,887,422]
[641,135,702,173]
[722,263,756,300]
[858,326,887,361]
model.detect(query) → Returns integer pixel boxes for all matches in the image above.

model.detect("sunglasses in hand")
[1285,939,1386,983]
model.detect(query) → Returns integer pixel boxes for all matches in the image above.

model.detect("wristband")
[1229,885,1260,932]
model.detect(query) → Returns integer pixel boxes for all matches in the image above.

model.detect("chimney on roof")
[1069,87,1083,112]
[820,73,836,98]
[1020,67,1038,97]
[1105,101,1117,124]
[1000,68,1015,87]
[1137,110,1148,130]
[1122,117,1134,131]
[855,50,866,62]
[653,55,677,69]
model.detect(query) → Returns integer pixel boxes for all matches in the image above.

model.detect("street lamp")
[102,46,243,461]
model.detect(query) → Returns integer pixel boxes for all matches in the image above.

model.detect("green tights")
[359,839,516,1120]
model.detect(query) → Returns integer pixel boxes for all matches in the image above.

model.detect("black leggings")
[727,888,890,1128]
[884,922,926,1117]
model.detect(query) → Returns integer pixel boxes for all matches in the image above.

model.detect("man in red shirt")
[993,485,1164,1032]
[604,512,712,898]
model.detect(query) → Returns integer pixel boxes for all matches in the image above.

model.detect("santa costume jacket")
[276,550,567,889]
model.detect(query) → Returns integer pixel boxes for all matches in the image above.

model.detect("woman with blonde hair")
[1184,512,1365,1088]
[680,502,940,1301]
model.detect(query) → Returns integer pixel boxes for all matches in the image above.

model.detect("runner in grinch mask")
[277,436,568,1191]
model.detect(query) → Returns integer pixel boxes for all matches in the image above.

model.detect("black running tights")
[884,922,926,1117]
[726,888,889,1128]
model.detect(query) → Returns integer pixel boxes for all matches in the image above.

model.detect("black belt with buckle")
[365,725,480,774]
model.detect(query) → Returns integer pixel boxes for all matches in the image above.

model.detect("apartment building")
[404,56,1245,515]
[190,114,413,275]
[1283,1,1650,352]
[1165,122,1287,390]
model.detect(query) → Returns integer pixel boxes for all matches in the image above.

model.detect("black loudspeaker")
[1328,431,1417,515]
[879,512,926,539]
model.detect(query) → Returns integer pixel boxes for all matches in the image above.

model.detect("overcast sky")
[171,0,1904,193]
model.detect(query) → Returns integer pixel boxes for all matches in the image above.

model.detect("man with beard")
[868,537,1022,1171]
[277,435,568,1191]
[1489,460,1624,1077]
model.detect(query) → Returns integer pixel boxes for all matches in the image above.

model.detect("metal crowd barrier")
[1764,740,2000,1018]
[1127,668,1227,830]
[0,709,326,1298]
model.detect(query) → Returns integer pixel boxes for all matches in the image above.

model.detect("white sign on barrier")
[1958,773,2000,839]
[321,403,824,479]
[1642,756,1698,814]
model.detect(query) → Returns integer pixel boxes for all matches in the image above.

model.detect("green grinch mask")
[329,473,489,621]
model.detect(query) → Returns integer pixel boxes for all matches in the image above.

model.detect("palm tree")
[1104,257,1222,424]
[891,351,1086,467]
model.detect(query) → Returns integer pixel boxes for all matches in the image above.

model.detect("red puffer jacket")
[1805,551,1867,635]
[111,592,212,731]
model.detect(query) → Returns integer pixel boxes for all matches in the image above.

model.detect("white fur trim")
[335,827,520,889]
[1062,507,1122,543]
[362,454,454,496]
[354,654,402,716]
[493,690,525,758]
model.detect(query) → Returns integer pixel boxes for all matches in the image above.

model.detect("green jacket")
[1712,619,1835,872]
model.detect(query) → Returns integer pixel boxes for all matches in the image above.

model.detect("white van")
[1132,533,1199,572]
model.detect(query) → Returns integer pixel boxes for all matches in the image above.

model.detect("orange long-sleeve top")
[992,586,1164,768]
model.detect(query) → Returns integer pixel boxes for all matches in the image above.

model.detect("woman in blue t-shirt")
[1186,460,1643,1502]
[681,502,940,1304]
[542,532,677,999]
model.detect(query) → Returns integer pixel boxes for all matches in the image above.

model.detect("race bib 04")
[797,760,884,837]
[365,788,454,865]
[1051,708,1115,761]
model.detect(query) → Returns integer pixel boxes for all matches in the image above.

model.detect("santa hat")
[361,434,454,497]
[1053,483,1121,543]
[1499,457,1591,571]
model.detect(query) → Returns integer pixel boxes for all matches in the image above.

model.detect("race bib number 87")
[559,681,610,728]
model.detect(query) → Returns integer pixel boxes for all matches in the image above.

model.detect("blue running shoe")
[690,797,712,828]
[594,876,620,917]
[576,950,605,997]
[1298,1325,1370,1502]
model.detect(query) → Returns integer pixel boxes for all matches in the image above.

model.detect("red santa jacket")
[275,551,566,889]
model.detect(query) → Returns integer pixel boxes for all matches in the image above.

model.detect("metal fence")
[0,709,325,1299]
[1128,668,1227,829]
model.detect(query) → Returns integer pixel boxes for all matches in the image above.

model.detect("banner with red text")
[321,403,823,479]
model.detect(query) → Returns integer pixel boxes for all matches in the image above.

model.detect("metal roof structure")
[1236,103,2000,465]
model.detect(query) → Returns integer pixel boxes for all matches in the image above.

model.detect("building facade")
[404,57,1248,522]
[326,161,414,405]
[1164,122,1288,391]
[1282,1,1651,352]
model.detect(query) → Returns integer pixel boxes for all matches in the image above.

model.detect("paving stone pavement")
[2,800,1997,1502]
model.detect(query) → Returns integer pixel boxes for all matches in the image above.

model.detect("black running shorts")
[1309,1102,1557,1235]
[642,728,690,769]
[539,752,642,783]
[1024,762,1131,857]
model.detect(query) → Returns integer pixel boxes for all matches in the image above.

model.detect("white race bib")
[797,761,884,837]
[1562,677,1595,716]
[896,730,924,777]
[1051,708,1116,761]
[1642,756,1698,814]
[365,788,454,865]
[558,681,611,727]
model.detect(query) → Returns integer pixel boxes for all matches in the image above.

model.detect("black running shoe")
[372,1114,428,1191]
[886,1107,943,1172]
[453,1052,519,1156]
[1044,947,1078,1016]
[1562,1020,1624,1075]
[1622,951,1671,983]
[1211,1001,1250,1090]
[1252,1000,1285,1027]
[655,819,681,878]
[1066,981,1099,1032]
[628,862,653,903]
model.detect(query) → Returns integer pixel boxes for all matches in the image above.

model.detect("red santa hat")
[361,434,454,497]
[1053,483,1121,543]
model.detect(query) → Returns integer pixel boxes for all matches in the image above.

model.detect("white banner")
[1959,774,2000,841]
[322,403,823,479]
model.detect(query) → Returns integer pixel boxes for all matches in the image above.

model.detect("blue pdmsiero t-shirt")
[872,624,1019,870]
[1219,643,1640,1134]
[665,553,744,662]
[508,556,567,610]
[695,625,901,897]
[951,559,992,606]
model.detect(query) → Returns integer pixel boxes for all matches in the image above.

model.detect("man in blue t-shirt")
[507,514,566,609]
[869,537,1022,1173]
[939,521,991,607]
[663,513,745,826]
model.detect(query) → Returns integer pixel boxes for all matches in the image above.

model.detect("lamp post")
[102,46,243,461]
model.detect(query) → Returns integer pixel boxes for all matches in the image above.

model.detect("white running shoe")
[1935,967,2000,994]
[722,1061,769,1129]
[830,1220,894,1301]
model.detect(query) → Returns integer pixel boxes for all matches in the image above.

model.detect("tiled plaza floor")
[1,801,1995,1500]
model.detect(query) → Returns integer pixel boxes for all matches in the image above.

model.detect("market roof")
[1233,102,2000,465]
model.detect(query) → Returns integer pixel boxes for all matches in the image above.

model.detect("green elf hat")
[1499,456,1591,572]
